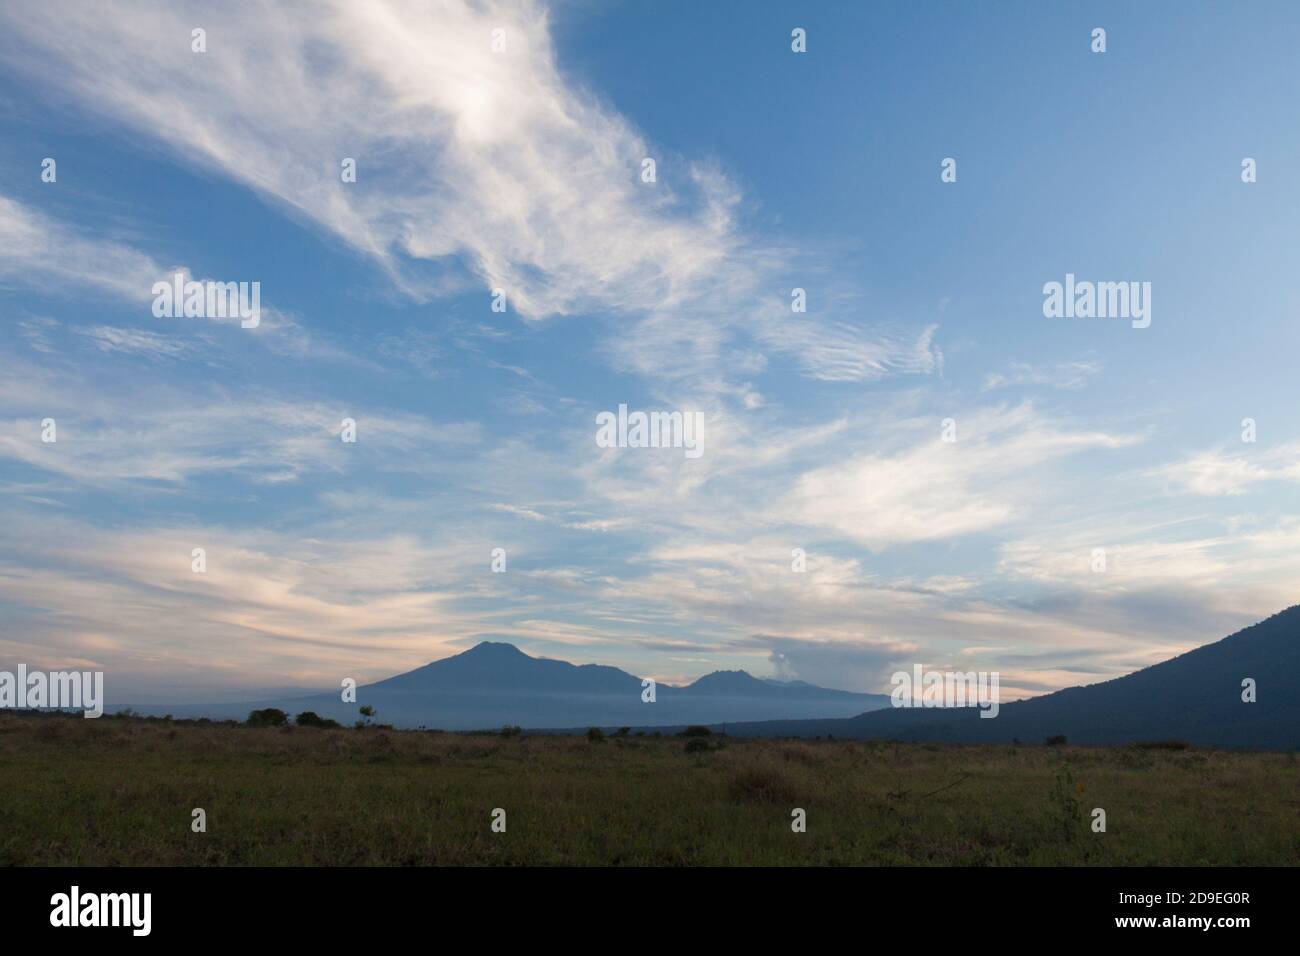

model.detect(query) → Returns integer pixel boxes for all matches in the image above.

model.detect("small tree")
[355,705,377,729]
[247,708,288,727]
[295,711,340,729]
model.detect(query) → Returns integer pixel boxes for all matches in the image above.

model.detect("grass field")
[2,713,1297,866]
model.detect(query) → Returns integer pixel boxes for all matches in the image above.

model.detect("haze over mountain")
[121,642,891,729]
[722,605,1300,750]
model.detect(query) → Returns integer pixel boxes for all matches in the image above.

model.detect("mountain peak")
[687,670,763,691]
[461,641,528,658]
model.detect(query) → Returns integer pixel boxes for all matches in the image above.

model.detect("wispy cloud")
[0,195,173,301]
[76,325,194,359]
[0,352,480,487]
[1153,442,1300,496]
[785,403,1139,549]
[982,359,1100,392]
[0,2,741,320]
[0,2,944,394]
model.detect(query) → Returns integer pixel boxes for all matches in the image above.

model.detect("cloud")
[0,352,480,487]
[756,319,942,383]
[0,2,944,393]
[76,325,193,359]
[999,512,1300,596]
[732,633,919,690]
[785,403,1138,549]
[0,195,344,363]
[0,195,173,302]
[0,2,742,321]
[0,513,491,690]
[982,359,1100,391]
[1153,443,1300,496]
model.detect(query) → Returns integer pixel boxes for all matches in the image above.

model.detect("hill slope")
[725,605,1300,749]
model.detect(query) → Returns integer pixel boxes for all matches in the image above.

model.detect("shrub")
[1130,739,1190,751]
[586,726,605,743]
[684,737,711,754]
[1044,734,1068,747]
[679,725,712,738]
[500,725,523,738]
[247,708,289,727]
[295,711,341,729]
[615,727,630,737]
[728,765,801,803]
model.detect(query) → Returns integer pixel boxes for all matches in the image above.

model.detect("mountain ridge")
[119,640,891,729]
[718,605,1300,749]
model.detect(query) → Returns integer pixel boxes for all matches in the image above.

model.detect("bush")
[500,725,523,738]
[679,725,712,738]
[247,708,289,727]
[684,737,711,754]
[615,727,630,737]
[727,765,801,803]
[1044,734,1068,747]
[1130,739,1190,751]
[295,711,341,729]
[586,726,605,743]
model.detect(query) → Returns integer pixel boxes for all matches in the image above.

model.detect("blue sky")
[1,0,1298,703]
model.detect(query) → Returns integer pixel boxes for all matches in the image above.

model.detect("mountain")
[371,641,644,696]
[121,642,891,730]
[723,605,1300,750]
[116,606,1299,746]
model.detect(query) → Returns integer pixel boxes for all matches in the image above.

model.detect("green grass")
[2,714,1297,865]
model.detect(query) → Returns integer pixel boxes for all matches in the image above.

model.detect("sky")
[1,0,1298,704]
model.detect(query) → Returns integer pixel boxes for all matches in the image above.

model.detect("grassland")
[1,713,1296,866]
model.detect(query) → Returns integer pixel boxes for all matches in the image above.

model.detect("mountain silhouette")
[127,641,890,729]
[723,605,1300,749]
[115,606,1299,746]
[371,641,643,696]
